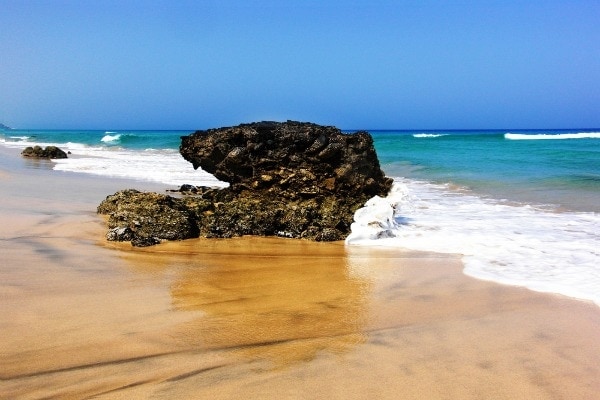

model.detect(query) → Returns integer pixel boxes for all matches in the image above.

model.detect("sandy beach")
[1,145,599,400]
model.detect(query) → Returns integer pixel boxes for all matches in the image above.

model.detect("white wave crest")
[8,135,32,141]
[101,134,121,143]
[505,132,600,140]
[413,133,448,138]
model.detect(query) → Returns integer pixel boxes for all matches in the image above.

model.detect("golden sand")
[1,148,599,399]
[2,232,599,399]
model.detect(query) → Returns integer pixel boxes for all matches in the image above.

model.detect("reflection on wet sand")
[21,157,55,170]
[3,230,600,399]
[122,237,370,365]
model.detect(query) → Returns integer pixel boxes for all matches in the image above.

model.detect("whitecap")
[505,132,600,140]
[413,133,448,138]
[8,136,32,142]
[101,134,121,143]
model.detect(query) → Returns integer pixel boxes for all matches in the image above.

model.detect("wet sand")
[1,146,599,399]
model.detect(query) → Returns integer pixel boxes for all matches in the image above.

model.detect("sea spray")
[345,184,411,241]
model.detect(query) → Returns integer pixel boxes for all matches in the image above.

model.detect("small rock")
[21,145,68,159]
[106,227,133,241]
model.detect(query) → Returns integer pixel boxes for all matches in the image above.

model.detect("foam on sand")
[0,137,227,188]
[347,180,600,306]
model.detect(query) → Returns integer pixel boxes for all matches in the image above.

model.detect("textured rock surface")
[98,189,200,247]
[180,120,391,199]
[21,145,68,159]
[98,121,393,246]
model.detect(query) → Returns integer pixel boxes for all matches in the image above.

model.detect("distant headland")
[0,123,12,130]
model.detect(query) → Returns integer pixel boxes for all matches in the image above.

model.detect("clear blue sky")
[1,0,599,130]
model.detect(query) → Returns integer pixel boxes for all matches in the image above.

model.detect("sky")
[1,0,599,130]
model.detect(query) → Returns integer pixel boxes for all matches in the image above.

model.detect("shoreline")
[1,145,599,399]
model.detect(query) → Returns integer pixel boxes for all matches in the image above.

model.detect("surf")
[505,132,600,140]
[101,133,122,143]
[412,133,448,138]
[346,180,600,306]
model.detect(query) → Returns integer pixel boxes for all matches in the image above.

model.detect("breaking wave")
[101,133,121,143]
[505,132,600,140]
[346,181,600,306]
[413,133,448,138]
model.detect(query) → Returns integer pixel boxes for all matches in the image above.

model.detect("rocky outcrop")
[21,145,68,159]
[180,121,391,199]
[98,189,201,247]
[98,121,393,246]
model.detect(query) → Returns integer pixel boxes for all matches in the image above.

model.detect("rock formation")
[180,121,392,199]
[21,145,68,159]
[98,121,393,246]
[97,189,200,247]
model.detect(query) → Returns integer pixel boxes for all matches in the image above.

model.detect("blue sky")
[1,0,599,130]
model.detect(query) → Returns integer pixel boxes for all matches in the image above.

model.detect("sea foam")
[52,147,227,187]
[346,179,600,306]
[0,138,227,188]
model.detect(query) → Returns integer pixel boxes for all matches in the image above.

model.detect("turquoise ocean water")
[1,127,599,305]
[376,130,600,213]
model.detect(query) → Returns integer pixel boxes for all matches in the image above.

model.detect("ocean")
[1,127,599,305]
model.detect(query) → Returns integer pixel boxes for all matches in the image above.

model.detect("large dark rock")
[21,145,68,159]
[180,121,391,199]
[98,121,393,246]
